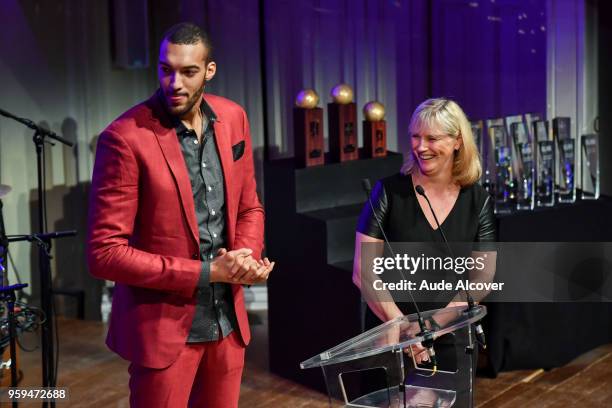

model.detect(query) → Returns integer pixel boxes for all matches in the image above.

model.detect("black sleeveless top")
[356,173,496,325]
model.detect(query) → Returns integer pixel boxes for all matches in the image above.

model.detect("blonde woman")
[353,98,496,376]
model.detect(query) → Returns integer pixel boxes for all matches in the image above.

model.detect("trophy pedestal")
[363,121,387,158]
[329,103,358,162]
[294,107,325,168]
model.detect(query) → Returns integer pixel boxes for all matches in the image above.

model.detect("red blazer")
[86,92,264,369]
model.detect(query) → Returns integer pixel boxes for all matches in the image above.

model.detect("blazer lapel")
[148,95,199,246]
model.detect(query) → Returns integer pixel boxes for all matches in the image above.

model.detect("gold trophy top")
[363,101,385,122]
[295,89,320,109]
[330,84,354,104]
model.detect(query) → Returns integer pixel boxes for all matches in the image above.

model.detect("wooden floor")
[2,314,611,407]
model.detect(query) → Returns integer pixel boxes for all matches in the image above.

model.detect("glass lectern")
[301,305,486,408]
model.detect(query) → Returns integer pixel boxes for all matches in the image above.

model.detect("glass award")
[552,117,576,203]
[524,113,542,140]
[536,140,555,207]
[557,138,576,203]
[493,132,515,214]
[516,142,535,210]
[505,116,526,195]
[486,119,505,141]
[581,134,600,200]
[510,122,533,210]
[505,115,526,142]
[471,120,484,187]
[533,119,550,142]
[471,120,484,157]
[552,117,571,141]
[481,123,499,194]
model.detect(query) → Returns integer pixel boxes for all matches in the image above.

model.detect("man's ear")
[205,61,216,82]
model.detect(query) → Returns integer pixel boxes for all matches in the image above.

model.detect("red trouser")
[128,332,245,408]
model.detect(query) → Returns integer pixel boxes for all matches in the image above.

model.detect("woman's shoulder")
[378,172,412,193]
[462,181,491,207]
[374,173,415,200]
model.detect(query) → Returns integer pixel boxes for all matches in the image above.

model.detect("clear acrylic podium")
[300,305,486,408]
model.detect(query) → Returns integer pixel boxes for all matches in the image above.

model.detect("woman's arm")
[353,179,405,322]
[353,231,403,322]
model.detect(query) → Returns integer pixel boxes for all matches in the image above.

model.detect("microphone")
[361,178,371,191]
[361,179,394,257]
[361,179,437,371]
[414,185,487,349]
[414,185,451,255]
[7,230,77,243]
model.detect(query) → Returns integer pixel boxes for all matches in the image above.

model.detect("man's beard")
[165,85,205,117]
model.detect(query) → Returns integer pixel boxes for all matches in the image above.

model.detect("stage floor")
[3,313,611,407]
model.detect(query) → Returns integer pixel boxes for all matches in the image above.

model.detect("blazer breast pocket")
[232,140,245,161]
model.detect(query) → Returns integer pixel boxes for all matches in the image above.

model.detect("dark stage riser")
[487,197,612,375]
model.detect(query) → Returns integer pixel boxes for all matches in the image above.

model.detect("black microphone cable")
[414,184,487,349]
[361,179,437,377]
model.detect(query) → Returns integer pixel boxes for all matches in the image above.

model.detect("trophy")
[505,115,527,193]
[511,122,534,210]
[533,119,550,142]
[491,125,515,214]
[581,134,600,200]
[534,120,555,207]
[470,120,484,157]
[504,115,526,141]
[362,101,386,158]
[524,113,542,141]
[471,120,487,187]
[482,119,504,194]
[293,89,324,168]
[553,117,576,203]
[486,118,505,141]
[328,84,358,162]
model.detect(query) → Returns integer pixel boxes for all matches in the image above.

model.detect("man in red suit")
[87,22,273,407]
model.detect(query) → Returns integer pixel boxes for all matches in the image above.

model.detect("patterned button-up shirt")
[170,96,237,342]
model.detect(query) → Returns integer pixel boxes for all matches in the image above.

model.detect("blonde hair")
[401,98,481,187]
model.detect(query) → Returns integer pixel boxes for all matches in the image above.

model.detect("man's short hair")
[161,22,213,61]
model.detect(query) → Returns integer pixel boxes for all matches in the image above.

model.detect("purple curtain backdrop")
[262,0,546,159]
[430,0,547,121]
[46,0,546,163]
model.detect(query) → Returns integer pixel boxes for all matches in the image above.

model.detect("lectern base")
[347,385,456,408]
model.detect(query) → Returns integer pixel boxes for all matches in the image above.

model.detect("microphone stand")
[7,231,76,408]
[0,108,74,408]
[0,281,28,408]
[414,185,487,350]
[1,199,29,408]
